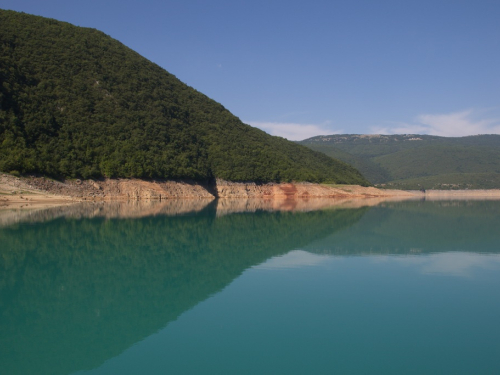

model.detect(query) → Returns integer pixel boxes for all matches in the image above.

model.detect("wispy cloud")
[255,250,333,270]
[247,121,341,141]
[379,252,500,278]
[372,109,500,137]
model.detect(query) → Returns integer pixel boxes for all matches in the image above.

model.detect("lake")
[1,198,500,374]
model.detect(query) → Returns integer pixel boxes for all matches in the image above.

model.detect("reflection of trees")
[0,197,385,228]
[0,206,365,375]
[306,200,500,255]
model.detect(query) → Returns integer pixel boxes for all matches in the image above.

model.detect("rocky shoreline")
[0,173,414,206]
[3,173,500,225]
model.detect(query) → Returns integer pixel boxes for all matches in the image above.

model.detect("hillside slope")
[0,10,368,185]
[299,134,500,189]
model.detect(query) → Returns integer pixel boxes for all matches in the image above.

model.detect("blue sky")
[3,0,500,139]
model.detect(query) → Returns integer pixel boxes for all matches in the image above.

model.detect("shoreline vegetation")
[3,10,500,214]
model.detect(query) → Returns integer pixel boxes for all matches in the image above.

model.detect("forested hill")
[0,10,368,185]
[299,134,500,189]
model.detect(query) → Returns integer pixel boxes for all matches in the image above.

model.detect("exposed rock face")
[214,179,406,199]
[1,173,415,202]
[24,177,215,200]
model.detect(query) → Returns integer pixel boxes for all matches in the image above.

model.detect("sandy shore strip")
[421,189,500,200]
[0,174,77,209]
[0,194,78,210]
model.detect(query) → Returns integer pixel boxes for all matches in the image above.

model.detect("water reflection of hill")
[0,199,214,227]
[0,196,400,227]
[306,200,500,255]
[0,205,366,375]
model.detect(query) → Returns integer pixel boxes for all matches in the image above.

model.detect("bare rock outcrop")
[1,173,417,204]
[25,177,215,200]
[213,179,410,199]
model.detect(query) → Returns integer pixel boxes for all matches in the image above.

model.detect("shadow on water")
[0,199,367,375]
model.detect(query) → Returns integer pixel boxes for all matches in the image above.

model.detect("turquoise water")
[1,199,500,374]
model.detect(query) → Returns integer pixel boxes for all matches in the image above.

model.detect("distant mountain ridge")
[299,134,500,189]
[0,9,368,185]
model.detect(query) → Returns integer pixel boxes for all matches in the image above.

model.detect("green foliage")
[299,134,500,188]
[300,144,391,183]
[307,200,500,254]
[382,173,500,190]
[0,10,368,185]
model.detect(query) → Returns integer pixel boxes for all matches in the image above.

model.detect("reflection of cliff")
[0,206,366,375]
[0,196,402,227]
[0,199,215,227]
[306,200,500,255]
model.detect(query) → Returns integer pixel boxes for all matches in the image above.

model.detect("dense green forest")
[0,9,368,185]
[299,134,500,189]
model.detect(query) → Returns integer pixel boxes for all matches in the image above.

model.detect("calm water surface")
[1,199,500,374]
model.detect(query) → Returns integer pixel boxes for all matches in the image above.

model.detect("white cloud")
[255,250,333,270]
[255,251,500,276]
[380,252,500,278]
[372,109,500,137]
[246,121,341,141]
